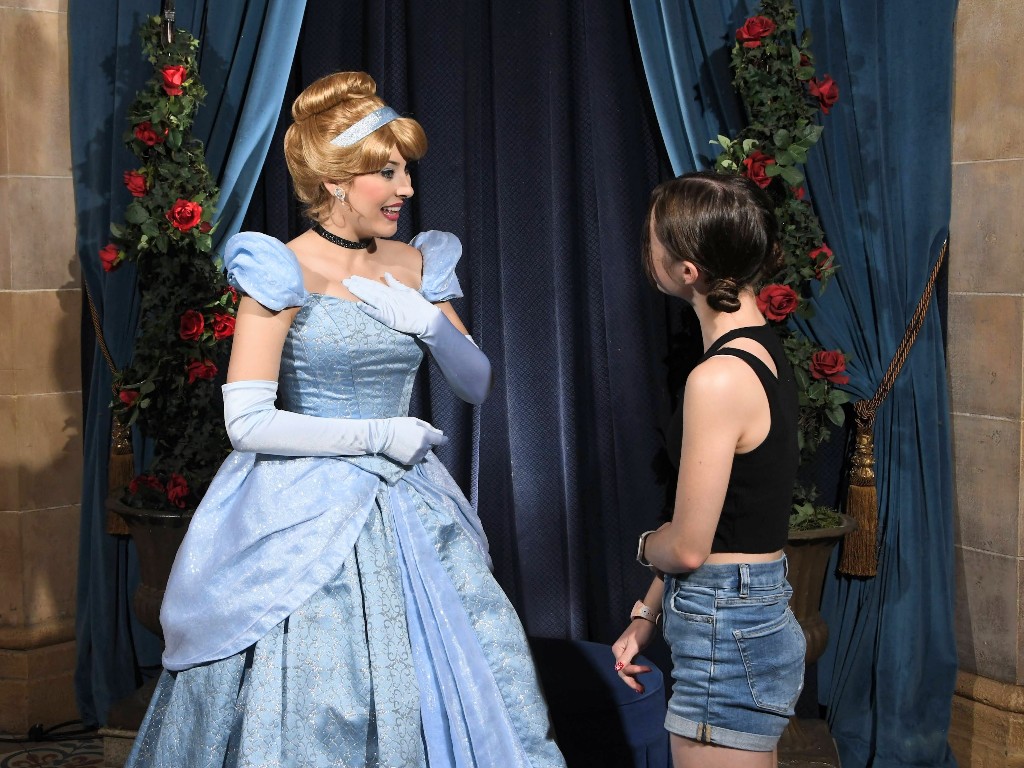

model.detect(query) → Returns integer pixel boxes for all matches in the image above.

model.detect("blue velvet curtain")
[70,0,305,726]
[631,2,958,766]
[242,0,673,647]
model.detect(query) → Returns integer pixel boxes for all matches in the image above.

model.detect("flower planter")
[107,494,193,639]
[777,513,856,762]
[785,513,857,665]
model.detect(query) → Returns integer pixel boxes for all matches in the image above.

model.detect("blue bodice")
[278,296,423,420]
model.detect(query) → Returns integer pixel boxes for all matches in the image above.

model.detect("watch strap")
[630,600,661,625]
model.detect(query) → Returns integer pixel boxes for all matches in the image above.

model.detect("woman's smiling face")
[338,148,414,238]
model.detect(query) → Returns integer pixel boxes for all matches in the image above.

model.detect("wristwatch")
[636,530,656,568]
[630,600,661,625]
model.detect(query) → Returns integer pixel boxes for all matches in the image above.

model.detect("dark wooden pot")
[778,514,856,761]
[784,513,857,665]
[107,494,194,639]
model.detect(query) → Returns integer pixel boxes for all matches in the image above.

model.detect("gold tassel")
[105,418,134,536]
[838,422,878,576]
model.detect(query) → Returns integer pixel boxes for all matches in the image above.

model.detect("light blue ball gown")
[124,232,566,768]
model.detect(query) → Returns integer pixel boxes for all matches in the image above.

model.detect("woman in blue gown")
[125,71,566,768]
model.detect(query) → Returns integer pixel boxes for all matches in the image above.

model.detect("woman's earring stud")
[334,188,346,203]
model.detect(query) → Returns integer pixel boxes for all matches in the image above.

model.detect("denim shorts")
[661,556,805,751]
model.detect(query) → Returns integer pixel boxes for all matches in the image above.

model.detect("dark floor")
[2,727,839,768]
[0,734,103,768]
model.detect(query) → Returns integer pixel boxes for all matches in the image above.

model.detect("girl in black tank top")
[612,172,804,767]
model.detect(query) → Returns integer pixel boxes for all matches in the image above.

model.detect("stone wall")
[0,0,82,735]
[947,0,1024,764]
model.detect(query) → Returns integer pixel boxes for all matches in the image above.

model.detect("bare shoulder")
[374,238,422,288]
[685,355,764,416]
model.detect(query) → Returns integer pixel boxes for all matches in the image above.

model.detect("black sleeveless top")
[668,325,799,554]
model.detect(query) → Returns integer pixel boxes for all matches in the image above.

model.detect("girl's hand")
[611,619,657,694]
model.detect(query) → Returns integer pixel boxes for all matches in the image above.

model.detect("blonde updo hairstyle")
[642,171,782,313]
[283,71,427,223]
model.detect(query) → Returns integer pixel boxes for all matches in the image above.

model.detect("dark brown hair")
[641,171,782,312]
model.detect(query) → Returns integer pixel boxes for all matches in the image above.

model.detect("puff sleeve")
[224,232,306,311]
[412,230,464,303]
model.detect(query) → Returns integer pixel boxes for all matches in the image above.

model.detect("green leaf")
[831,389,852,405]
[125,201,149,224]
[775,149,796,166]
[779,165,805,185]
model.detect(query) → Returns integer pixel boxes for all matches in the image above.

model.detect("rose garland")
[100,17,234,511]
[713,0,851,511]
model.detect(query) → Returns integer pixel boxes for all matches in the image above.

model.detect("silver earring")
[334,188,346,202]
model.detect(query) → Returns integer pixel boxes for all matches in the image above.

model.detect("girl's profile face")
[338,148,414,238]
[648,219,685,298]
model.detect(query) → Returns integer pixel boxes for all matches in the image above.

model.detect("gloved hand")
[223,380,446,465]
[343,273,440,337]
[344,274,493,405]
[368,416,448,464]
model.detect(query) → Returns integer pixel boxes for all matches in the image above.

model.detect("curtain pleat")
[70,0,305,725]
[631,1,958,765]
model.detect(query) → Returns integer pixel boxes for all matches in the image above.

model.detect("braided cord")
[83,280,119,392]
[854,239,948,429]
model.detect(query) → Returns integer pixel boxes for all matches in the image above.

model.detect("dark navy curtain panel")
[70,0,304,725]
[242,0,672,644]
[632,2,958,766]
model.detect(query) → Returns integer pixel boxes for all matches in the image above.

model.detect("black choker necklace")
[312,223,373,250]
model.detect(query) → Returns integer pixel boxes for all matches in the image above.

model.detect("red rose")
[742,150,775,189]
[118,389,139,407]
[133,120,164,147]
[736,16,776,48]
[186,359,218,384]
[223,285,240,305]
[178,309,205,341]
[809,75,839,114]
[212,313,236,340]
[166,198,203,232]
[161,65,187,97]
[756,284,799,321]
[791,185,805,200]
[199,221,212,234]
[129,474,164,496]
[809,244,834,279]
[810,350,850,385]
[123,170,147,197]
[99,243,121,272]
[165,473,190,508]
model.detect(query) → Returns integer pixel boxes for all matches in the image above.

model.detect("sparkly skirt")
[124,467,566,768]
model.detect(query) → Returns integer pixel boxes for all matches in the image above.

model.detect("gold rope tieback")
[838,239,948,577]
[84,281,133,536]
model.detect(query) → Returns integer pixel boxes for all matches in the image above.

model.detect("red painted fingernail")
[636,687,645,694]
[614,661,624,671]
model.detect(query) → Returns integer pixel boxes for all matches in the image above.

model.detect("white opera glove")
[222,380,446,465]
[343,273,440,336]
[344,274,493,405]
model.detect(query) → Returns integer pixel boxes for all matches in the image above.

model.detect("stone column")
[0,1,84,735]
[947,2,1024,765]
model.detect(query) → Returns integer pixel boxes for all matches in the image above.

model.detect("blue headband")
[330,106,400,147]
